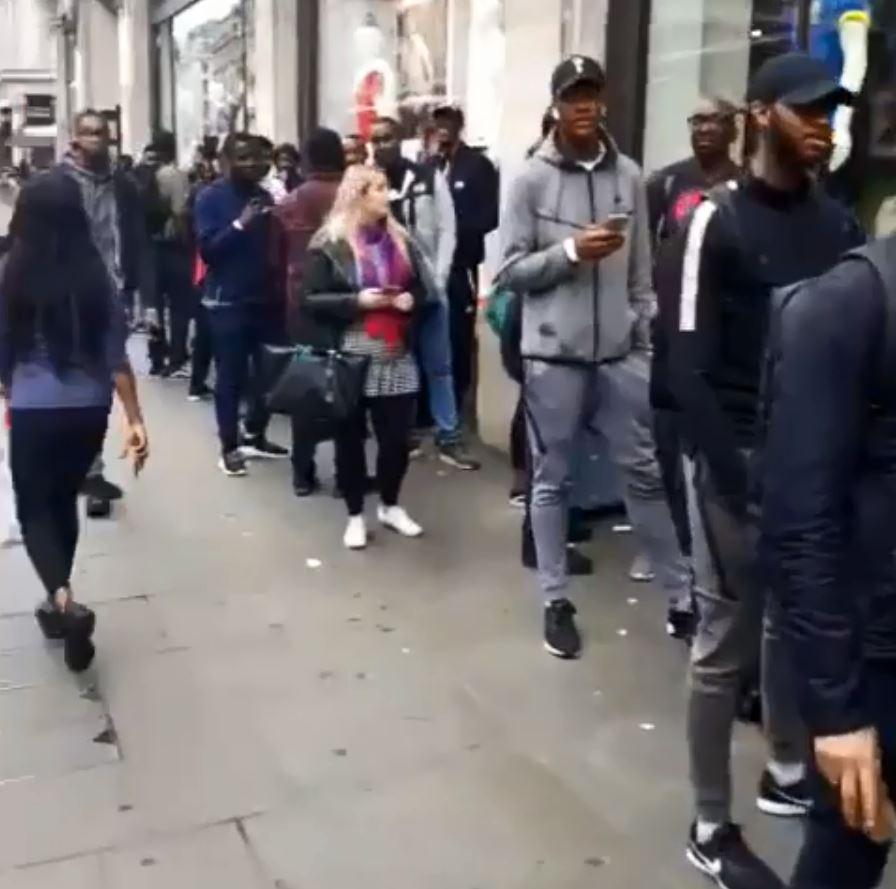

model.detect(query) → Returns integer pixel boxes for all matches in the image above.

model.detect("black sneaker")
[544,599,582,659]
[241,436,289,459]
[756,769,811,818]
[437,441,481,471]
[35,601,66,640]
[81,475,123,501]
[85,495,112,519]
[188,384,213,402]
[293,475,320,498]
[666,606,696,643]
[219,450,248,477]
[686,823,785,889]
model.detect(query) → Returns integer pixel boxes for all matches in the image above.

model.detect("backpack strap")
[842,237,896,396]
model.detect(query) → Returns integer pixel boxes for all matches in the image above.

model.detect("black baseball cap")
[432,104,465,126]
[747,52,855,109]
[551,55,606,100]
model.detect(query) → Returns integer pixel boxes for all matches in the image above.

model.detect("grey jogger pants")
[523,354,691,608]
[685,456,807,824]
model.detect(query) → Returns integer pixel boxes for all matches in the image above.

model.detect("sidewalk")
[0,374,817,888]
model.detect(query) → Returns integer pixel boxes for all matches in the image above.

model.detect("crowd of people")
[0,46,895,889]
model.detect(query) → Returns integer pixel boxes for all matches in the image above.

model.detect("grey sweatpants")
[523,355,691,607]
[685,456,806,824]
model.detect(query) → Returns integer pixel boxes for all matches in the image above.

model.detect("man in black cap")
[498,55,692,660]
[430,104,499,414]
[663,52,865,888]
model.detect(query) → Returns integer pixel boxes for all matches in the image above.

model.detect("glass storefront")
[318,0,506,151]
[318,0,449,142]
[643,0,896,235]
[158,0,256,165]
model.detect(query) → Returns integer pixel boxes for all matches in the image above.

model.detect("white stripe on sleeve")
[679,201,717,333]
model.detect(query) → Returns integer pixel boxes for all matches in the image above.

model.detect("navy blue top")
[0,290,129,410]
[193,179,274,307]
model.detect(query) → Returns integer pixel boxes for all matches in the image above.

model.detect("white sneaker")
[343,516,368,550]
[628,553,655,583]
[377,505,423,538]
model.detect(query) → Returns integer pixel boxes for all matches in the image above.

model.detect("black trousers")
[653,408,693,557]
[792,662,896,889]
[190,301,213,391]
[154,243,195,369]
[290,416,318,484]
[10,407,108,597]
[510,392,527,474]
[335,394,415,516]
[447,265,477,413]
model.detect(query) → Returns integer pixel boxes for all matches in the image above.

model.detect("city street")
[0,368,845,888]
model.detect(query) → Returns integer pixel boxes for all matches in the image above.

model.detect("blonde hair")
[316,164,409,257]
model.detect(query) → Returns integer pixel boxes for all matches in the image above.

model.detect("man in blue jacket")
[762,240,896,888]
[194,133,288,477]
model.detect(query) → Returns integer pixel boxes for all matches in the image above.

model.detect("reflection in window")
[172,0,254,165]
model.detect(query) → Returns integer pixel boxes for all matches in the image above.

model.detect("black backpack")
[133,165,169,237]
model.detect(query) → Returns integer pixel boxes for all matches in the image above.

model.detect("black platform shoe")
[63,604,97,673]
[34,601,66,640]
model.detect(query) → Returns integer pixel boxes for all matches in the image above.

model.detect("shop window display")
[319,0,448,143]
[170,0,255,165]
[645,0,896,235]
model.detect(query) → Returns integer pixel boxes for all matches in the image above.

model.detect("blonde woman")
[298,165,437,549]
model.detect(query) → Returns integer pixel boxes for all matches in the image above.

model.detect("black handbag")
[262,345,369,428]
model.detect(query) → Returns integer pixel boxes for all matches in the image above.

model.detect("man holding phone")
[497,56,692,660]
[194,133,288,477]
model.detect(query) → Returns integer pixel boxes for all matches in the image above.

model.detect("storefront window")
[318,0,449,142]
[643,0,896,235]
[170,0,255,165]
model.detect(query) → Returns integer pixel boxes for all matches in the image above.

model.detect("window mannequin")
[808,0,872,170]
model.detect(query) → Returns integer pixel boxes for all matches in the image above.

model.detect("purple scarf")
[355,225,413,353]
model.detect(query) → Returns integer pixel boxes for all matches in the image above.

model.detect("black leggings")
[10,407,108,597]
[335,394,415,516]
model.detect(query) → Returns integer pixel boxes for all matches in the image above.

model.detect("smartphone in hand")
[604,213,631,233]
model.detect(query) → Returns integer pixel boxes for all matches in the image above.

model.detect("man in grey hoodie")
[498,56,692,658]
[49,109,150,513]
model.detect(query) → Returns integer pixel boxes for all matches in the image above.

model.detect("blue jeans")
[208,304,272,454]
[416,299,460,445]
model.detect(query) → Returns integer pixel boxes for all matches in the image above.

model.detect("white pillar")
[253,0,298,145]
[118,0,151,154]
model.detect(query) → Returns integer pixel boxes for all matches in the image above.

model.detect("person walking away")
[271,128,346,496]
[430,105,499,414]
[496,55,693,660]
[151,131,194,378]
[0,176,148,671]
[51,109,151,513]
[371,115,479,470]
[648,97,740,640]
[298,166,432,549]
[665,53,866,888]
[194,133,288,477]
[762,238,896,889]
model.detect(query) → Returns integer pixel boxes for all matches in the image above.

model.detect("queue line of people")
[0,47,894,889]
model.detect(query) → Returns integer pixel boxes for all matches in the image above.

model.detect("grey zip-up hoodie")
[497,131,655,364]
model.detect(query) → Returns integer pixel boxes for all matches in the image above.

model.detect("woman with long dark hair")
[0,176,148,671]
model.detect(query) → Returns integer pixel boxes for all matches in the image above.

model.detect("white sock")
[696,819,722,844]
[767,760,806,787]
